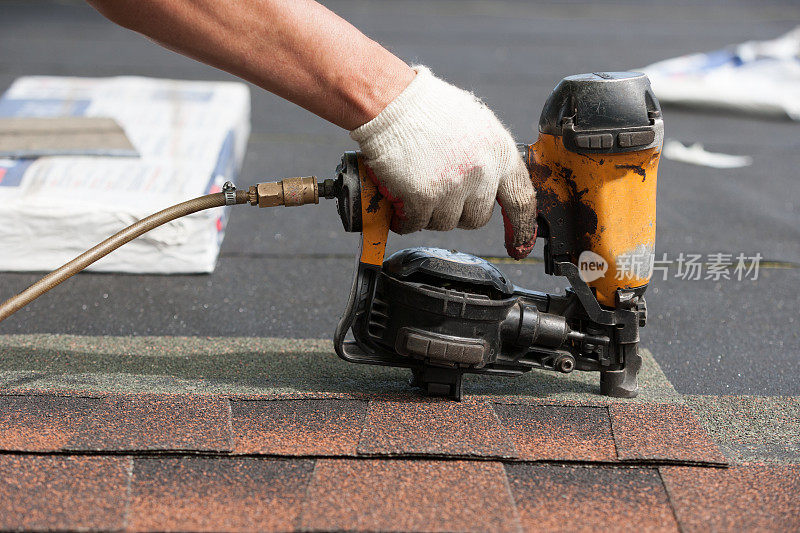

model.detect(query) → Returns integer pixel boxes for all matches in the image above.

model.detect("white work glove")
[350,66,537,259]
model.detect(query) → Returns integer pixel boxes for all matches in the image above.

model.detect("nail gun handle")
[334,153,406,370]
[333,151,392,266]
[356,156,392,266]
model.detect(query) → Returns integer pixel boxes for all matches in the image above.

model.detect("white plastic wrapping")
[641,26,800,120]
[0,76,250,273]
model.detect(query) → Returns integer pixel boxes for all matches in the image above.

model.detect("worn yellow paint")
[358,156,391,266]
[528,133,660,307]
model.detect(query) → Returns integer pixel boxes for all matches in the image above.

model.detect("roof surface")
[1,336,798,531]
[1,0,799,530]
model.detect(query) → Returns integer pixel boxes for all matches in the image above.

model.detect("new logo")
[578,250,608,282]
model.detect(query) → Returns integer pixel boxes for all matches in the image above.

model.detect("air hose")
[0,177,334,323]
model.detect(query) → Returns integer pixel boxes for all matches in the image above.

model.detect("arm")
[87,0,537,258]
[86,0,414,130]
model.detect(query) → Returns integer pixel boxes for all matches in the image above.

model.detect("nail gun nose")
[566,329,610,347]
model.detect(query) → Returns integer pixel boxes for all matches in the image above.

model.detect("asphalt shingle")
[660,463,800,532]
[0,336,680,403]
[506,463,678,533]
[299,459,521,532]
[0,393,232,452]
[493,403,617,462]
[71,394,233,452]
[0,394,98,451]
[0,391,735,467]
[685,395,800,463]
[610,403,726,464]
[357,398,516,458]
[129,456,315,532]
[230,398,368,455]
[0,455,130,531]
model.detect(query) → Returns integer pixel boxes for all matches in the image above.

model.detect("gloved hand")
[350,66,537,259]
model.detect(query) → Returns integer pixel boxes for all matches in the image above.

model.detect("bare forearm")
[87,0,414,129]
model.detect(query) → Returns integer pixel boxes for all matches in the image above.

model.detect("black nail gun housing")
[337,245,644,400]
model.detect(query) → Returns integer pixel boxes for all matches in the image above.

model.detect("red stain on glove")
[365,164,407,233]
[500,202,537,260]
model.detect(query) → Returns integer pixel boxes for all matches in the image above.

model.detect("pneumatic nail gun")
[318,71,663,400]
[0,72,662,401]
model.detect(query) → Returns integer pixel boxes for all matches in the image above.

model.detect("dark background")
[1,0,798,395]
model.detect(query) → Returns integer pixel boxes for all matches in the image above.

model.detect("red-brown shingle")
[230,399,367,455]
[0,455,130,531]
[0,395,97,451]
[129,456,315,532]
[72,394,233,451]
[610,403,726,464]
[506,463,678,533]
[299,458,521,532]
[358,398,516,458]
[0,393,232,452]
[494,403,616,461]
[660,463,800,532]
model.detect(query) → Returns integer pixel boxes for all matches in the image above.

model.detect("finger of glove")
[393,198,434,234]
[497,157,537,259]
[364,164,432,234]
[458,192,495,230]
[426,200,464,231]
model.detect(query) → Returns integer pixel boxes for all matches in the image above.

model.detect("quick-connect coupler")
[248,177,337,208]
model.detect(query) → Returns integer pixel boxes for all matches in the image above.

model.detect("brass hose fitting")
[249,177,319,207]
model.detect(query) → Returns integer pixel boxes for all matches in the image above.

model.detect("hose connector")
[249,177,319,207]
